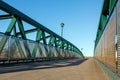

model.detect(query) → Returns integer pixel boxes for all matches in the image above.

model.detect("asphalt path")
[0,58,112,80]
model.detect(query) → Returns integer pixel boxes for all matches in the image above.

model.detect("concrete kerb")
[95,58,120,80]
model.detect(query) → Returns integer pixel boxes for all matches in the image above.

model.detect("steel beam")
[0,1,81,55]
[36,29,42,42]
[16,28,38,36]
[5,16,16,35]
[17,19,26,39]
[0,14,11,20]
[0,1,84,58]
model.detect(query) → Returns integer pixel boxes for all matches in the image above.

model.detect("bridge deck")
[0,58,112,80]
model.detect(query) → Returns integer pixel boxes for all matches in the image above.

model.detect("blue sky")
[4,0,103,56]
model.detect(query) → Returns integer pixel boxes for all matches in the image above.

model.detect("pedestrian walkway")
[0,58,112,80]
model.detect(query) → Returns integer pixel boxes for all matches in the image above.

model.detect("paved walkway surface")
[0,58,112,80]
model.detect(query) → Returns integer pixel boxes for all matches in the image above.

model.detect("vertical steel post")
[61,27,63,37]
[115,4,118,73]
[60,23,64,37]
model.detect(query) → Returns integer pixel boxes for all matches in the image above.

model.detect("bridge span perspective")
[0,0,120,80]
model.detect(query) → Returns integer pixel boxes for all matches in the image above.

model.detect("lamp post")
[60,23,64,37]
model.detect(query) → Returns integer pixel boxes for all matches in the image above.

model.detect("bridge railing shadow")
[0,59,87,74]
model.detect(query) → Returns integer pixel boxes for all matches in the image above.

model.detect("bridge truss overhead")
[0,1,84,63]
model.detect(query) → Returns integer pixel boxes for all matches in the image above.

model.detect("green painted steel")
[5,16,17,35]
[0,37,9,55]
[95,0,118,49]
[36,29,42,42]
[0,14,12,20]
[17,19,27,39]
[0,17,16,55]
[41,31,47,45]
[0,1,84,62]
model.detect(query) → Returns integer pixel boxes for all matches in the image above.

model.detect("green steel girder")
[0,14,12,20]
[34,29,48,57]
[40,35,50,41]
[0,37,9,55]
[54,37,57,47]
[68,45,71,50]
[5,16,17,35]
[95,0,118,49]
[101,15,107,30]
[0,16,17,55]
[63,43,67,50]
[102,0,109,16]
[13,25,17,36]
[0,1,84,58]
[18,19,31,58]
[59,40,63,48]
[110,0,117,13]
[36,29,42,42]
[16,28,38,36]
[41,30,47,45]
[56,39,61,48]
[17,19,26,39]
[48,35,55,46]
[61,41,65,48]
[56,39,60,47]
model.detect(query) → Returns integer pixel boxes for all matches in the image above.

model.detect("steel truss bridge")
[1,0,120,80]
[0,1,84,63]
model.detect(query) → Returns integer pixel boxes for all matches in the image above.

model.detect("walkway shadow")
[0,59,87,74]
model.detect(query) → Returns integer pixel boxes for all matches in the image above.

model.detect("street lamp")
[60,23,64,37]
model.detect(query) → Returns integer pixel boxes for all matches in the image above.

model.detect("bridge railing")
[0,33,80,61]
[94,0,120,76]
[0,1,84,63]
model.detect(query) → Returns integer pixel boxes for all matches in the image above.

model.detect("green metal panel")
[110,0,117,13]
[95,0,118,50]
[101,15,107,30]
[102,0,109,16]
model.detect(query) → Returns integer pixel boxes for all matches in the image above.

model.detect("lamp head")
[60,23,64,27]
